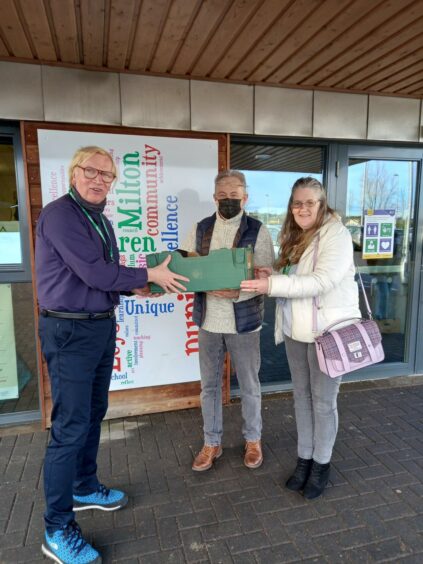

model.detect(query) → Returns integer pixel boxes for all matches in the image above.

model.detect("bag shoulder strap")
[312,231,373,334]
[356,268,373,319]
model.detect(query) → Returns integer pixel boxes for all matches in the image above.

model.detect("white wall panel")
[1,61,422,146]
[0,62,43,120]
[121,74,190,130]
[314,91,368,139]
[191,80,253,133]
[42,67,121,125]
[255,86,313,137]
[368,96,421,142]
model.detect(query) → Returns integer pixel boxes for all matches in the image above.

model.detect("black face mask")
[218,198,242,219]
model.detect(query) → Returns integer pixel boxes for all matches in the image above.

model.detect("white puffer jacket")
[269,216,360,344]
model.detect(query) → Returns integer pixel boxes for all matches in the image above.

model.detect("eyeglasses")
[77,165,116,184]
[291,199,320,210]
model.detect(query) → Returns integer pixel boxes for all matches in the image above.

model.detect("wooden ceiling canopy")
[1,0,423,98]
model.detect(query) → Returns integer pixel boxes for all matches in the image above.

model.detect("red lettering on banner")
[114,323,126,371]
[185,300,194,319]
[180,293,199,356]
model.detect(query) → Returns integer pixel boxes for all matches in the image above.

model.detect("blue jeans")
[284,335,341,464]
[38,315,116,533]
[198,328,262,445]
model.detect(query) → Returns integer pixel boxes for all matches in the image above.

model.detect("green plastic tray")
[146,248,254,293]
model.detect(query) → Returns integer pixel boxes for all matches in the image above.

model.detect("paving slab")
[1,383,423,563]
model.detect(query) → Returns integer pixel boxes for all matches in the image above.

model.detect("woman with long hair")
[241,177,360,499]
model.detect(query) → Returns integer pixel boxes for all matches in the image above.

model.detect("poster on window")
[0,284,19,399]
[362,209,396,259]
[38,130,218,389]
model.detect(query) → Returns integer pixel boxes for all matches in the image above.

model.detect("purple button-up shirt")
[35,194,148,312]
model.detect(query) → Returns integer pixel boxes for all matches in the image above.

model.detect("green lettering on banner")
[118,150,142,230]
[123,151,140,166]
[142,236,156,252]
[119,236,130,252]
[118,235,157,253]
[131,236,142,252]
[117,207,142,229]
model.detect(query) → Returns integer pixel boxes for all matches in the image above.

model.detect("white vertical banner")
[0,284,19,399]
[38,130,217,389]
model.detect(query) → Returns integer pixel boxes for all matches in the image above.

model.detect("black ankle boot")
[303,460,330,500]
[285,457,313,491]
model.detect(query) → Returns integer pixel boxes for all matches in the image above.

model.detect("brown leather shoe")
[244,440,263,469]
[192,444,223,472]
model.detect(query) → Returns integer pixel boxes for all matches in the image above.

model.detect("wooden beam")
[0,0,33,58]
[364,57,423,93]
[128,0,169,71]
[380,65,423,94]
[212,0,291,80]
[337,25,423,90]
[19,0,57,61]
[48,0,80,63]
[263,0,374,84]
[0,36,9,56]
[229,0,320,82]
[19,122,46,429]
[399,79,423,96]
[294,0,417,86]
[191,0,261,77]
[319,6,423,88]
[171,0,229,75]
[150,0,200,73]
[107,0,138,69]
[80,0,106,67]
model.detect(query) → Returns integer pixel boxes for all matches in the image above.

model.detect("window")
[0,127,31,280]
[0,124,40,422]
[0,139,22,265]
[231,139,326,389]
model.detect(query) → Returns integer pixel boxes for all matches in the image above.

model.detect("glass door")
[335,145,423,379]
[229,139,423,392]
[230,139,327,390]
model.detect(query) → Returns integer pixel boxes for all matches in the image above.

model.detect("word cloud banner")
[38,129,217,389]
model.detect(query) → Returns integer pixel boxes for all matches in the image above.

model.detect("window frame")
[0,125,32,282]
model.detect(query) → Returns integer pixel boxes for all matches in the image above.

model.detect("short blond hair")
[68,146,117,185]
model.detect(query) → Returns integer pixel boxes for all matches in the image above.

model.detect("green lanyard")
[68,189,115,263]
[282,262,291,275]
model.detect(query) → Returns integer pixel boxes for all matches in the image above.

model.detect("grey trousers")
[198,328,262,445]
[284,335,342,464]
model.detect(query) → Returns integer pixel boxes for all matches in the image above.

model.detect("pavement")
[1,379,423,563]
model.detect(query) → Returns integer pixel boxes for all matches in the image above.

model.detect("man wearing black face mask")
[218,197,242,219]
[182,170,274,472]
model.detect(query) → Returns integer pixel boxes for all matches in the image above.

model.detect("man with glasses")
[36,146,188,564]
[182,170,274,472]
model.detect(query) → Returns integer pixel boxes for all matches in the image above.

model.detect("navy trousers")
[38,315,116,533]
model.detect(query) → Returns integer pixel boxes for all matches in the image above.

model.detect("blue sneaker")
[73,484,128,512]
[41,521,101,563]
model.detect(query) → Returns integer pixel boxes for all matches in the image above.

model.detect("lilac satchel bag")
[312,236,384,378]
